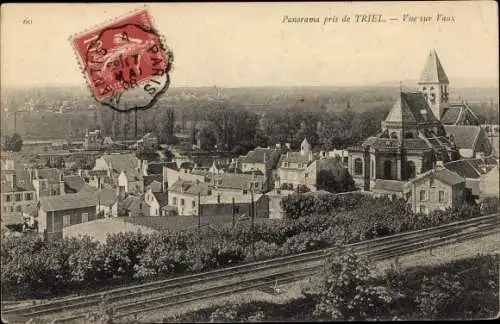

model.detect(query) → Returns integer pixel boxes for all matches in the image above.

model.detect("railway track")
[3,213,499,323]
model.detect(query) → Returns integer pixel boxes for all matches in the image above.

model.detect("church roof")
[418,50,449,84]
[384,92,439,126]
[441,103,479,125]
[443,125,482,150]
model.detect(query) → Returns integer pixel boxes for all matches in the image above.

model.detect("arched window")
[405,132,414,139]
[354,158,363,176]
[390,132,398,139]
[406,161,416,179]
[383,160,392,179]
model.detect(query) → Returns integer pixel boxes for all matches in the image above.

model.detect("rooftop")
[40,193,97,212]
[443,125,482,150]
[418,50,450,84]
[168,179,212,196]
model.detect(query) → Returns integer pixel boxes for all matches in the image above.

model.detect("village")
[1,50,498,244]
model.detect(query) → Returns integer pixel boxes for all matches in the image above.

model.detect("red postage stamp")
[71,9,173,112]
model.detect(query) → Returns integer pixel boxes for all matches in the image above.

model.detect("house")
[211,173,266,195]
[404,164,466,214]
[32,168,66,199]
[166,165,208,188]
[443,125,492,158]
[144,189,171,216]
[443,158,494,197]
[239,147,282,190]
[277,138,318,191]
[38,192,100,239]
[95,187,119,217]
[112,194,149,217]
[1,170,36,218]
[93,153,144,194]
[167,179,212,216]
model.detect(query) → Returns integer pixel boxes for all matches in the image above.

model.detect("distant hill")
[374,78,499,89]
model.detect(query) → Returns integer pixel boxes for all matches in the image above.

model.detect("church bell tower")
[417,50,450,120]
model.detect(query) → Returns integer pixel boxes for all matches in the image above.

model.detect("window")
[5,195,11,202]
[439,190,446,203]
[15,205,22,212]
[25,193,33,201]
[180,199,185,206]
[172,197,177,205]
[82,213,89,223]
[419,205,427,214]
[9,206,14,212]
[254,182,259,189]
[354,158,363,175]
[282,162,289,168]
[15,193,22,201]
[305,172,309,178]
[192,200,196,208]
[63,215,70,227]
[419,190,427,202]
[243,189,248,194]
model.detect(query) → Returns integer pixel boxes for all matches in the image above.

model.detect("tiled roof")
[434,168,465,186]
[117,195,149,216]
[144,174,163,187]
[241,148,282,169]
[411,167,465,186]
[212,173,265,191]
[40,193,97,212]
[97,188,118,207]
[443,125,482,150]
[37,168,62,183]
[101,153,142,178]
[168,179,212,196]
[146,180,163,193]
[385,92,440,125]
[441,106,462,125]
[279,152,315,165]
[63,175,86,192]
[152,192,169,208]
[1,170,35,192]
[372,180,406,193]
[419,50,449,84]
[444,160,482,179]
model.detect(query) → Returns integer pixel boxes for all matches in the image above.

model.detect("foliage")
[414,272,465,320]
[294,184,310,194]
[209,303,239,323]
[3,133,23,152]
[312,248,394,320]
[316,169,356,193]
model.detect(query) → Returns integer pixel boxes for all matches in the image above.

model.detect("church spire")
[418,49,449,84]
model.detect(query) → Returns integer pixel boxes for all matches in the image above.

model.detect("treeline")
[2,194,498,299]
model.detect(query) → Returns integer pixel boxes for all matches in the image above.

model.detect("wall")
[1,190,36,216]
[145,190,160,216]
[39,205,99,236]
[241,162,266,174]
[166,168,206,187]
[200,196,269,219]
[348,152,365,189]
[409,176,463,214]
[168,192,200,216]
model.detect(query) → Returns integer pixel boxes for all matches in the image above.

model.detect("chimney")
[162,165,168,193]
[420,109,428,121]
[10,174,16,190]
[263,153,267,164]
[286,152,289,158]
[59,172,65,196]
[142,160,148,176]
[285,143,291,150]
[137,159,142,172]
[34,169,39,180]
[308,151,313,162]
[28,168,33,182]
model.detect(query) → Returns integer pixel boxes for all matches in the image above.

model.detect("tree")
[295,184,311,194]
[415,273,465,319]
[311,248,394,321]
[3,133,23,152]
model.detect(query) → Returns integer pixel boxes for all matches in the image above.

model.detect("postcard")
[1,2,499,323]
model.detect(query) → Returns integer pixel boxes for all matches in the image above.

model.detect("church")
[348,50,492,191]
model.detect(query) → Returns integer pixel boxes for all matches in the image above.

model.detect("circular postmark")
[72,10,173,113]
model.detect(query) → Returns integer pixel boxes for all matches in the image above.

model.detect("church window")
[383,160,392,179]
[354,158,363,176]
[390,132,398,139]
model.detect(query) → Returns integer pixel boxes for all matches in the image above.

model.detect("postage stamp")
[71,9,173,112]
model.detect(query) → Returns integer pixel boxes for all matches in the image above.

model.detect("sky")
[1,2,498,88]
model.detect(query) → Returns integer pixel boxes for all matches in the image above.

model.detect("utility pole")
[251,187,255,260]
[198,192,201,228]
[134,109,138,140]
[232,197,236,228]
